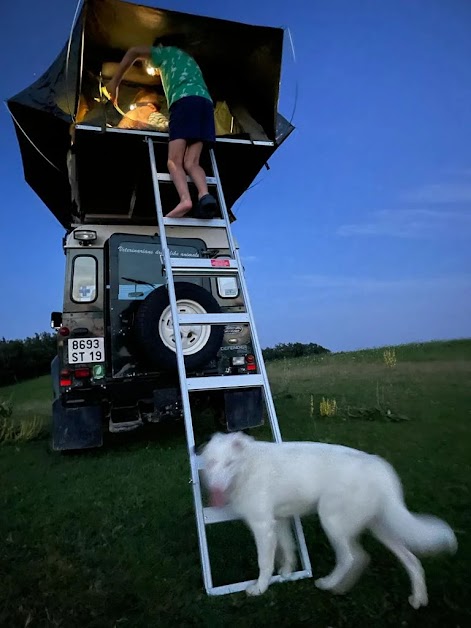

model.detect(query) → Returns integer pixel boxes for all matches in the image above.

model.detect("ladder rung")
[203,505,239,524]
[179,313,250,325]
[169,257,239,275]
[187,374,264,391]
[208,570,313,596]
[157,172,217,185]
[163,217,226,228]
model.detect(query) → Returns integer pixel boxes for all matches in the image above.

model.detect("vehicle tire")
[133,282,224,371]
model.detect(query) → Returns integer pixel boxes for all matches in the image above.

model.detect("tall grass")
[0,414,45,444]
[0,375,51,444]
[0,397,46,444]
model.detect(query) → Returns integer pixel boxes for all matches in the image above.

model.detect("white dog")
[201,432,457,607]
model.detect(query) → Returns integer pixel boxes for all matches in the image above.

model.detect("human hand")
[104,81,118,105]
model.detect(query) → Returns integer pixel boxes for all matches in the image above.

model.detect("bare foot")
[166,199,192,218]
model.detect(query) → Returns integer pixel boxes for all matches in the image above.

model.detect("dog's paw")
[315,577,333,591]
[408,591,428,609]
[316,578,347,596]
[278,563,296,579]
[328,583,349,596]
[246,581,266,596]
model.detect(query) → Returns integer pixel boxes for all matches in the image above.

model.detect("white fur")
[201,432,457,607]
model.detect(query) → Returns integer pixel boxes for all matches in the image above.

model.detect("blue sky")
[1,0,470,351]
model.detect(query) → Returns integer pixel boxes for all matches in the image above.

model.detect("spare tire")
[133,282,224,371]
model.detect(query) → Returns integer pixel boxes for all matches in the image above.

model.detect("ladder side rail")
[235,245,281,442]
[209,148,238,258]
[210,147,312,576]
[233,247,313,575]
[209,149,281,442]
[233,244,313,575]
[146,137,214,592]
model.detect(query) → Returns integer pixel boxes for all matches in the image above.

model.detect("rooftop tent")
[7,0,294,228]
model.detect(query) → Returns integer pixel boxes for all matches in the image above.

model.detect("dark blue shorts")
[169,96,216,144]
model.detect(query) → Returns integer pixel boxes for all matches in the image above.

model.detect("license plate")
[68,338,105,364]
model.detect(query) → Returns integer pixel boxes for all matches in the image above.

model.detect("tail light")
[246,354,257,371]
[59,327,70,337]
[75,367,91,379]
[60,369,72,387]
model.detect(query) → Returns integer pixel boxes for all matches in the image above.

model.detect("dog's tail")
[372,464,457,555]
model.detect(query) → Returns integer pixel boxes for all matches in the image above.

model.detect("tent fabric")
[7,0,294,228]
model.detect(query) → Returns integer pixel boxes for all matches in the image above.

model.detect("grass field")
[1,339,470,627]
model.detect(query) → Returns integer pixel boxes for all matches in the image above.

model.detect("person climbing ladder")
[106,34,218,218]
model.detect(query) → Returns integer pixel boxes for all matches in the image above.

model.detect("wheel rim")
[158,299,211,355]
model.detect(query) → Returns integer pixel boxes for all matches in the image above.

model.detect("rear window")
[116,239,204,300]
[71,255,97,303]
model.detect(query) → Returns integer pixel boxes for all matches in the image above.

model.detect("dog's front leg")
[245,518,277,596]
[275,518,296,576]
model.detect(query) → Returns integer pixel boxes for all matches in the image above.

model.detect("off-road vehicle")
[7,0,293,450]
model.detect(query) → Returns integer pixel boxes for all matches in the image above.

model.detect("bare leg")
[275,518,296,576]
[245,518,277,596]
[372,526,428,609]
[183,141,209,200]
[166,139,193,217]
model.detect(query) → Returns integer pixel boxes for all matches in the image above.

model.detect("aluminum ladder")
[146,137,312,595]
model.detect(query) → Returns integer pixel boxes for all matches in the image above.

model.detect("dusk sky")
[1,0,470,351]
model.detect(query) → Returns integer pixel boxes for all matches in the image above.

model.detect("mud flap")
[224,388,264,431]
[51,356,60,400]
[52,399,103,451]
